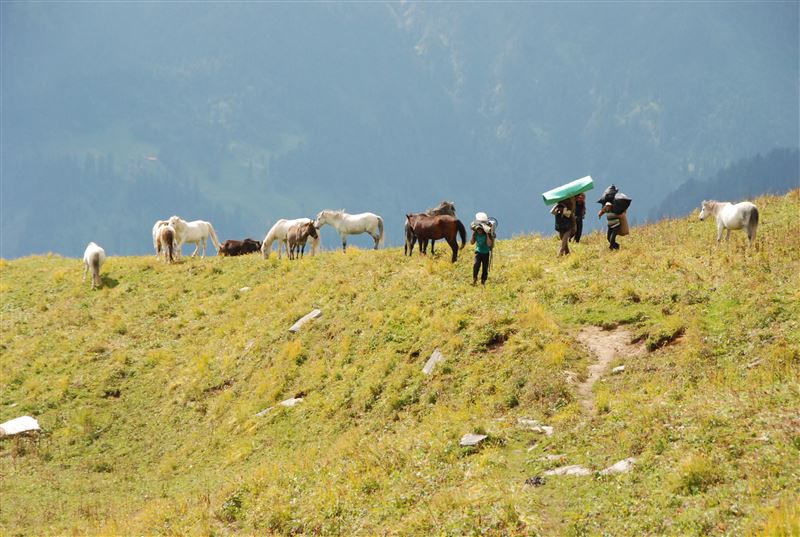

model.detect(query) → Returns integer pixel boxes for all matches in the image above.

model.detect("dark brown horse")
[405,214,466,262]
[405,200,456,255]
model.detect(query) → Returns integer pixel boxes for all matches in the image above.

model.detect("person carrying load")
[550,197,576,256]
[597,184,632,250]
[541,175,593,257]
[470,212,496,286]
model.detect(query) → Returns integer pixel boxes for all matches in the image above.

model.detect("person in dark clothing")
[573,193,586,243]
[470,226,494,285]
[550,196,576,256]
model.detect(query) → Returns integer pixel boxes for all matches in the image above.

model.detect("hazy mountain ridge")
[2,3,798,257]
[649,148,800,221]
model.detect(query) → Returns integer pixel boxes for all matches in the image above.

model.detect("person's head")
[475,226,485,235]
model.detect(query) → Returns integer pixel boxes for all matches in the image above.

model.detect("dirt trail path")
[575,326,644,413]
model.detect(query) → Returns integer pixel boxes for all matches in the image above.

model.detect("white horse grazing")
[699,200,759,245]
[168,216,222,258]
[315,210,384,252]
[261,218,320,259]
[83,242,106,290]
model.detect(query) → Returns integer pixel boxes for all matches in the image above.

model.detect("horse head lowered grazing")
[315,210,384,252]
[168,216,222,258]
[699,200,759,245]
[82,242,106,289]
[261,218,319,259]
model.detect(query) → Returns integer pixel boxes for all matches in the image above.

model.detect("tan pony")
[287,222,319,260]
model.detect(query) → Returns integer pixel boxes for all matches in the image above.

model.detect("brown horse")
[405,214,466,262]
[287,222,318,259]
[405,201,456,255]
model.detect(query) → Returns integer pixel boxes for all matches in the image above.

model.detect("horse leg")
[716,224,724,244]
[201,238,207,258]
[447,238,458,263]
[372,232,379,250]
[83,262,88,281]
[431,240,436,256]
[725,229,731,242]
[191,241,199,257]
[341,234,347,253]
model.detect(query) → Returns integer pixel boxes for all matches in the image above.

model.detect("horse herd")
[80,198,760,289]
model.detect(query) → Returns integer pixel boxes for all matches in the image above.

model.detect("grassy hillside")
[1,192,798,536]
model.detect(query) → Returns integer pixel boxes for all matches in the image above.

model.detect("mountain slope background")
[1,3,798,258]
[1,191,798,535]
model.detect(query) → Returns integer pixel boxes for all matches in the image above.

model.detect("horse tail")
[377,215,385,247]
[166,230,175,263]
[749,206,759,242]
[456,219,467,250]
[90,253,101,287]
[207,223,222,250]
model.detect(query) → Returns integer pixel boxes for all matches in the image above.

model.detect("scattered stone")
[516,418,553,436]
[600,457,637,475]
[239,286,251,293]
[543,464,592,477]
[524,476,546,487]
[0,416,40,437]
[612,365,625,374]
[289,309,322,333]
[422,348,445,375]
[542,454,566,462]
[241,340,255,358]
[460,433,487,447]
[255,397,304,417]
[526,445,538,453]
[516,418,541,429]
[279,397,304,407]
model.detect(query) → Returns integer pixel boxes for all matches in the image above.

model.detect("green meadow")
[1,192,798,536]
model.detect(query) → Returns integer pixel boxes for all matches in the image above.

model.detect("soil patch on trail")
[576,326,645,413]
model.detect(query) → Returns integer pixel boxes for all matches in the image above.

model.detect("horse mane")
[320,209,346,217]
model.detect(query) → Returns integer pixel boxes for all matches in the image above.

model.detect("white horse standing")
[83,242,106,290]
[168,216,222,258]
[261,218,320,259]
[315,210,384,252]
[699,200,759,245]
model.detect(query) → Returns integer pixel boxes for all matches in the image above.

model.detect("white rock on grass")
[543,464,592,476]
[0,416,40,436]
[289,309,322,333]
[460,433,487,447]
[517,418,553,436]
[255,397,304,417]
[422,349,445,375]
[612,365,625,374]
[239,286,251,293]
[600,457,637,475]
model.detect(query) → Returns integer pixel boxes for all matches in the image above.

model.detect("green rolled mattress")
[541,176,594,206]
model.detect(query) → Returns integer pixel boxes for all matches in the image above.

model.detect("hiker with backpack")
[573,193,586,243]
[550,196,576,256]
[597,184,632,250]
[470,212,496,285]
